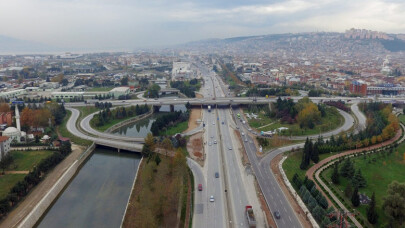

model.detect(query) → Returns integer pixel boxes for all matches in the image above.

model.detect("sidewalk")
[305,128,403,228]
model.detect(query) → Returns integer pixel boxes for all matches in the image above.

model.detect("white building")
[0,136,11,160]
[172,62,193,81]
[109,87,130,99]
[0,89,26,99]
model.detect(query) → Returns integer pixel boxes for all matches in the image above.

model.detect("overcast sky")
[0,0,404,51]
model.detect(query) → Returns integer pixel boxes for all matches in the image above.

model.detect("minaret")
[15,105,21,131]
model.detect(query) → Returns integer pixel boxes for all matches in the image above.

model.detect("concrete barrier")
[18,143,95,228]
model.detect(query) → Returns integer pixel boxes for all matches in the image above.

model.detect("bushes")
[324,100,350,112]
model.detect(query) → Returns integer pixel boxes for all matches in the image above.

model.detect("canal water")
[112,104,187,138]
[36,102,186,228]
[36,149,141,228]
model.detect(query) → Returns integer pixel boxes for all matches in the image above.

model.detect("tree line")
[291,174,332,227]
[170,79,200,98]
[92,104,150,127]
[324,100,351,113]
[150,111,190,136]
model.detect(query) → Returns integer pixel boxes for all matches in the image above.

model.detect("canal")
[36,149,141,228]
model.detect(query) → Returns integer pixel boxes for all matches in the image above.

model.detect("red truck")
[246,205,256,227]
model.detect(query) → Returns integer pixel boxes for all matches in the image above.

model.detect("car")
[215,172,219,178]
[212,122,215,125]
[143,99,147,102]
[174,98,177,101]
[236,126,239,129]
[154,98,158,100]
[209,195,215,202]
[274,211,281,219]
[228,147,232,150]
[244,138,248,142]
[241,132,245,136]
[214,140,217,144]
[211,135,214,138]
[222,121,224,125]
[198,184,202,191]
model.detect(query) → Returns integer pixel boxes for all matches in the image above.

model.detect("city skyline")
[0,0,405,51]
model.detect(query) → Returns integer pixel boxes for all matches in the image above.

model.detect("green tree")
[382,181,405,225]
[340,158,355,178]
[121,76,129,86]
[351,187,360,207]
[352,169,367,188]
[331,162,340,184]
[344,183,353,198]
[311,142,319,163]
[367,192,378,224]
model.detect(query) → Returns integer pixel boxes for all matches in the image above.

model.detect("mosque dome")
[3,127,19,134]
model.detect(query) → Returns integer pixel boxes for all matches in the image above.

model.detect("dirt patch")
[185,108,202,133]
[187,132,204,166]
[0,143,85,228]
[195,93,203,98]
[271,153,313,228]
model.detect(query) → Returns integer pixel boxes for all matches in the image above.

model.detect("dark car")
[215,172,219,178]
[274,211,281,219]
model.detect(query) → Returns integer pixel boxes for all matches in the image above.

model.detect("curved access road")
[66,108,143,152]
[80,111,145,143]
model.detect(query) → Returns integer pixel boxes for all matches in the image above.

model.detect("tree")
[161,137,173,157]
[352,169,367,188]
[311,142,319,163]
[351,187,360,207]
[382,181,405,225]
[121,76,129,86]
[144,133,155,152]
[367,192,378,224]
[154,154,161,166]
[340,158,355,178]
[344,183,353,198]
[331,162,340,184]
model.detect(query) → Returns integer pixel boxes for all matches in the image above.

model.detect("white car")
[241,132,245,136]
[209,195,215,202]
[209,142,212,146]
[212,122,215,125]
[214,140,217,144]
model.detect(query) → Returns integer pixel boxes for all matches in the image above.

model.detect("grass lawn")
[159,121,189,136]
[91,115,139,132]
[283,150,342,184]
[321,144,405,227]
[87,87,113,92]
[57,110,93,146]
[9,150,53,171]
[75,106,100,121]
[246,107,343,136]
[0,174,25,199]
[259,136,304,152]
[399,114,405,125]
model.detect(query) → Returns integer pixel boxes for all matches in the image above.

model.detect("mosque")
[2,105,26,143]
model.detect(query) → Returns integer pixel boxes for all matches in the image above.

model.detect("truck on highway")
[208,105,211,112]
[245,205,256,227]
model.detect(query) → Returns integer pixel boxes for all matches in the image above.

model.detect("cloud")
[0,0,403,50]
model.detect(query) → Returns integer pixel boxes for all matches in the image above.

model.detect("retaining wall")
[18,143,95,228]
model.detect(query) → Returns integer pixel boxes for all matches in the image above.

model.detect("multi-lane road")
[64,63,368,228]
